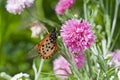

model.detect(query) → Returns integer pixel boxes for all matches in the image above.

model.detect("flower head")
[30,21,47,38]
[74,53,85,69]
[11,72,30,80]
[6,0,34,14]
[108,50,120,67]
[23,0,34,7]
[55,0,75,14]
[53,56,71,80]
[53,53,85,79]
[61,18,96,53]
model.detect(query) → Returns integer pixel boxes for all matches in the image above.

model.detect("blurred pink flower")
[108,50,120,66]
[53,56,71,80]
[23,0,34,7]
[6,0,34,14]
[74,53,85,69]
[55,0,75,14]
[53,54,85,79]
[61,18,96,53]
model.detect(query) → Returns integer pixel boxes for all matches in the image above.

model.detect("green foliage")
[0,0,120,80]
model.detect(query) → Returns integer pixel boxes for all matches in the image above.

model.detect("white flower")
[11,72,30,80]
[6,0,34,14]
[0,72,12,80]
[30,21,47,38]
[22,0,34,7]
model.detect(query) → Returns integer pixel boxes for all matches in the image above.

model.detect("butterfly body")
[34,29,57,59]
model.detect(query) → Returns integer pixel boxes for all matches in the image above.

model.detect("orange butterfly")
[28,28,57,59]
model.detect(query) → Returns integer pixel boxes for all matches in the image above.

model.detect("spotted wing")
[35,34,57,59]
[35,29,57,59]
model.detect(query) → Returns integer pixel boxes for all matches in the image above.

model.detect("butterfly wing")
[27,48,39,59]
[35,29,57,59]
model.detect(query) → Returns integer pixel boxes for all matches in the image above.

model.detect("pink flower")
[6,0,34,14]
[108,50,120,66]
[23,0,34,7]
[61,18,96,53]
[74,53,85,69]
[53,56,71,80]
[53,54,85,79]
[55,0,75,14]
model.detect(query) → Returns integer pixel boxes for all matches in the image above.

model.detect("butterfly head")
[50,28,57,42]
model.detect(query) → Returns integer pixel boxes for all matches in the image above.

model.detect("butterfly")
[28,28,57,59]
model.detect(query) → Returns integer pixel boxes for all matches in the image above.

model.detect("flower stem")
[35,58,44,80]
[107,0,119,49]
[34,34,45,80]
[83,0,87,20]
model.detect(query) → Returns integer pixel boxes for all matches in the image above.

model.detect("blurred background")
[0,0,120,79]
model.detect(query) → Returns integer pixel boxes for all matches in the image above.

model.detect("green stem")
[62,42,81,79]
[107,0,119,49]
[110,32,120,51]
[70,53,81,80]
[96,70,100,80]
[33,60,37,80]
[35,59,44,80]
[34,34,45,80]
[110,0,119,41]
[100,0,105,12]
[83,0,87,20]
